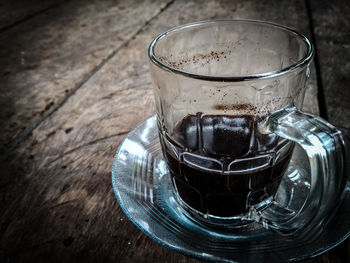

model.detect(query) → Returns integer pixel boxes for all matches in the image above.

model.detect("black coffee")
[160,113,293,217]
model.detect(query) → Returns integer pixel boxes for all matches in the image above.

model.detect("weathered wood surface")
[0,0,348,262]
[0,0,64,32]
[309,0,350,139]
[0,0,169,153]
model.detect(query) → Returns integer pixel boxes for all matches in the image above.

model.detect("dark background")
[0,0,349,262]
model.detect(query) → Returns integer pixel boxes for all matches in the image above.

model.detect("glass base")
[174,188,255,230]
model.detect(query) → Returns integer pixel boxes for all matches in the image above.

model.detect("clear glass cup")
[148,20,349,235]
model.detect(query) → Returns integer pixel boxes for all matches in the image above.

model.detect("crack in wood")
[0,0,68,33]
[47,130,130,165]
[49,200,79,209]
[0,0,175,161]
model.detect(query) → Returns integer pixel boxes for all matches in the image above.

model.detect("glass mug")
[148,20,348,235]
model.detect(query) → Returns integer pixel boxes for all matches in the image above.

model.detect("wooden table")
[1,0,349,262]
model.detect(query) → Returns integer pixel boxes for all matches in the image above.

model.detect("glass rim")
[148,19,314,82]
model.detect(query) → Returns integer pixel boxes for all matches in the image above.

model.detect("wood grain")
[309,0,350,139]
[0,0,64,32]
[0,0,170,153]
[0,0,345,262]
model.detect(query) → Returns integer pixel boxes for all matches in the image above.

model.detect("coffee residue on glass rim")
[158,49,231,70]
[213,103,257,112]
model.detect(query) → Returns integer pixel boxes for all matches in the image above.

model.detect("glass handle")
[256,106,348,236]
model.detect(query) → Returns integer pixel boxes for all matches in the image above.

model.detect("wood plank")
[0,0,330,262]
[0,0,63,32]
[309,0,350,139]
[0,0,171,153]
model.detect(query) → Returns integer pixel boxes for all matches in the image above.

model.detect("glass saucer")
[112,116,350,263]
